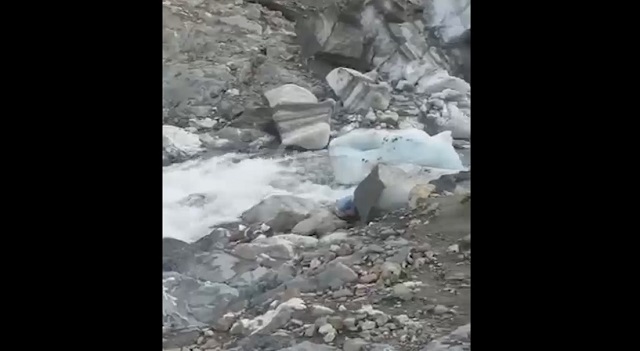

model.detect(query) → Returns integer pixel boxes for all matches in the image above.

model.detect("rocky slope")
[163,1,471,350]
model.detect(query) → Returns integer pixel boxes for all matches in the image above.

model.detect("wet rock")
[326,67,392,113]
[292,209,347,236]
[241,195,319,225]
[162,237,194,273]
[316,262,358,290]
[163,125,203,166]
[268,211,309,233]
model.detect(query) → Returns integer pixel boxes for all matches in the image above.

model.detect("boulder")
[272,99,335,150]
[163,125,203,166]
[326,67,392,113]
[421,323,470,351]
[315,261,358,290]
[264,84,334,150]
[241,195,319,225]
[292,209,347,236]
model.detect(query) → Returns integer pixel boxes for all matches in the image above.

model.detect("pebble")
[380,262,402,282]
[338,304,347,312]
[304,324,316,337]
[327,315,344,330]
[204,329,214,337]
[318,323,336,335]
[393,314,410,326]
[309,258,321,269]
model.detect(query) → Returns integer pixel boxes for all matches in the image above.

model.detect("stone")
[360,320,377,331]
[343,317,358,331]
[376,110,399,124]
[326,67,392,113]
[343,338,369,351]
[392,283,413,301]
[264,84,319,108]
[213,313,237,332]
[311,305,336,317]
[271,99,335,150]
[316,262,358,290]
[332,288,354,298]
[359,273,379,284]
[163,125,203,166]
[318,323,336,335]
[241,195,318,225]
[292,209,347,236]
[327,316,344,330]
[380,262,401,282]
[375,314,390,327]
[280,341,338,351]
[338,304,347,312]
[392,314,410,326]
[416,69,470,95]
[408,184,436,209]
[189,117,217,129]
[433,305,449,315]
[420,324,470,351]
[305,324,316,337]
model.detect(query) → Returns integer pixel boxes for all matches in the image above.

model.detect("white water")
[162,152,353,243]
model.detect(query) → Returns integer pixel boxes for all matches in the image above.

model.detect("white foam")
[163,152,353,242]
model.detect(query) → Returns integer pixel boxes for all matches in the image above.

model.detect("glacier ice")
[328,128,465,185]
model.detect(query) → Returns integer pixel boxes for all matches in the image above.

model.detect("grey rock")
[311,304,336,317]
[391,283,413,301]
[292,209,347,236]
[316,261,358,290]
[326,67,391,113]
[332,287,354,298]
[232,241,294,261]
[327,315,344,330]
[264,84,318,107]
[375,313,390,327]
[359,273,379,284]
[305,324,317,337]
[271,99,335,150]
[241,195,319,225]
[360,320,377,330]
[420,324,470,351]
[343,317,358,331]
[343,337,369,351]
[380,262,401,282]
[433,305,449,315]
[280,341,337,351]
[219,15,263,34]
[212,313,236,332]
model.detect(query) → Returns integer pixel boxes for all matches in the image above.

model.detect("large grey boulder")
[264,84,334,150]
[326,67,391,113]
[241,195,319,225]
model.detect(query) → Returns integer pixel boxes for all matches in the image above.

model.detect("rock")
[343,317,358,331]
[281,341,338,351]
[305,324,316,337]
[311,305,336,317]
[264,84,318,108]
[189,118,217,130]
[360,320,377,330]
[319,323,337,342]
[264,84,335,150]
[392,314,411,326]
[319,231,350,245]
[232,241,293,260]
[327,315,344,330]
[416,69,470,95]
[292,209,347,236]
[376,110,399,124]
[163,125,203,165]
[241,195,319,225]
[326,67,392,113]
[316,262,358,290]
[332,287,354,298]
[359,273,379,284]
[343,338,369,351]
[339,304,347,312]
[420,324,470,351]
[380,262,401,282]
[267,211,309,233]
[375,314,390,326]
[391,283,413,301]
[213,313,236,332]
[408,184,436,209]
[433,305,449,315]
